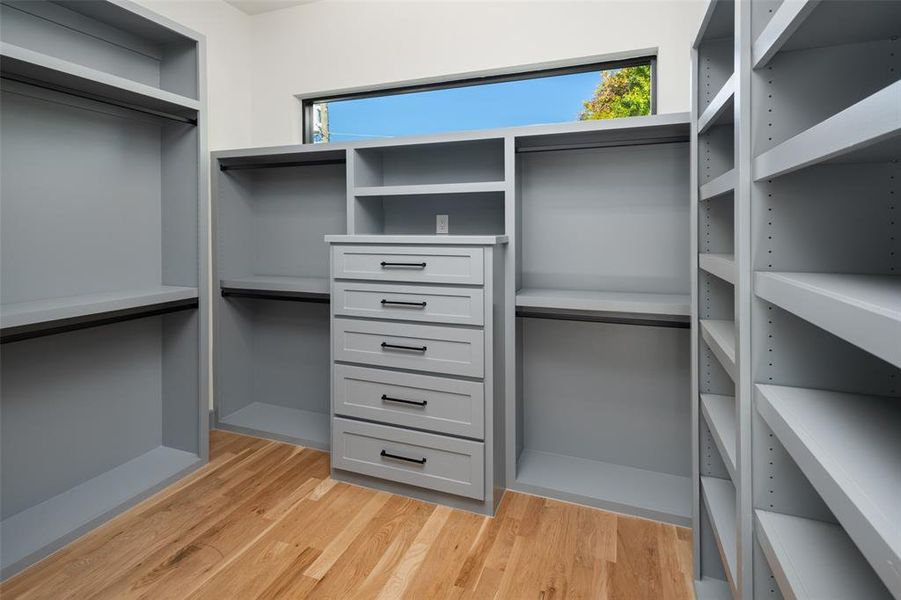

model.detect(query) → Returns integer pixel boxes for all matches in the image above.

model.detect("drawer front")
[332,417,484,499]
[334,364,485,438]
[332,282,484,326]
[333,319,484,378]
[332,245,484,285]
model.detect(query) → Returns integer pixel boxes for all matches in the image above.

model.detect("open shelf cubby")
[0,0,199,101]
[216,297,330,450]
[1,300,203,578]
[353,138,505,188]
[514,317,692,526]
[517,138,691,318]
[215,152,347,300]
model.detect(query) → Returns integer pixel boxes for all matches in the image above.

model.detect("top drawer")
[332,245,484,285]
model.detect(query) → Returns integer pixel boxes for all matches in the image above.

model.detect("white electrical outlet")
[436,214,449,234]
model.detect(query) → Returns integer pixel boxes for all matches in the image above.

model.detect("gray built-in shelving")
[0,0,208,580]
[212,112,693,523]
[693,0,901,598]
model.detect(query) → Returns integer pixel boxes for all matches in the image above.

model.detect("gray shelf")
[693,577,733,600]
[756,384,901,597]
[698,254,735,286]
[753,0,901,69]
[699,168,735,202]
[1,286,198,334]
[354,181,505,197]
[755,272,901,369]
[701,476,737,594]
[697,73,734,134]
[218,402,330,451]
[754,80,901,181]
[515,288,690,318]
[0,42,199,121]
[700,394,736,481]
[756,509,892,600]
[515,449,691,526]
[0,446,201,578]
[699,319,736,381]
[220,276,329,300]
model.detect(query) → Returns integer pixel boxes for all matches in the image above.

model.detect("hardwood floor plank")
[1,432,695,600]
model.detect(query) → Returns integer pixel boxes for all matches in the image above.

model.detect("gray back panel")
[0,84,162,304]
[521,317,691,477]
[251,165,346,278]
[217,298,330,417]
[1,318,163,519]
[520,142,690,294]
[355,140,504,186]
[379,192,505,235]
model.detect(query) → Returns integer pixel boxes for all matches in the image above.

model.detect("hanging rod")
[220,288,331,304]
[516,136,688,154]
[219,158,346,171]
[516,308,690,329]
[0,74,198,125]
[1,299,198,344]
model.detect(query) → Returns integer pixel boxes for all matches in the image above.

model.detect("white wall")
[248,0,706,146]
[135,0,254,151]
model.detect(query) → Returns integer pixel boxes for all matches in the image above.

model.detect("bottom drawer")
[332,417,484,500]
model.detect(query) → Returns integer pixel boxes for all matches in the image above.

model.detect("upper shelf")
[699,254,735,286]
[697,74,734,135]
[693,0,735,48]
[354,181,505,197]
[700,319,736,382]
[700,168,735,202]
[516,288,690,319]
[755,272,901,369]
[0,42,200,122]
[324,234,508,246]
[700,394,737,481]
[753,0,901,69]
[754,80,901,181]
[756,384,901,598]
[701,476,737,595]
[0,286,199,341]
[219,276,329,301]
[756,509,892,600]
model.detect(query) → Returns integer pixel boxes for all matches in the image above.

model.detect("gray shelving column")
[748,1,901,599]
[212,146,349,449]
[691,0,747,598]
[508,115,693,527]
[0,0,207,580]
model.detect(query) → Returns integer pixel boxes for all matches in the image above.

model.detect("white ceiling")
[225,0,318,16]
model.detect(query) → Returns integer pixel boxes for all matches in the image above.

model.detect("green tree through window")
[579,65,652,120]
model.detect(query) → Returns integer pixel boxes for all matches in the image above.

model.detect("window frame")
[301,55,657,143]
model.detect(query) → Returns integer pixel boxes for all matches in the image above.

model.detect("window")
[302,57,655,143]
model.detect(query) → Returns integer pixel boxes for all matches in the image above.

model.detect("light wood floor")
[2,430,695,599]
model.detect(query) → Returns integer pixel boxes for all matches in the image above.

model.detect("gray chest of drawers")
[327,236,507,515]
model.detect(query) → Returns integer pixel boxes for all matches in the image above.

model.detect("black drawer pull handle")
[381,342,427,353]
[381,299,427,308]
[380,261,427,268]
[380,449,427,464]
[382,394,428,407]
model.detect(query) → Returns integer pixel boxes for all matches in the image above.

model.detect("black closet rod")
[0,74,198,125]
[516,136,687,154]
[516,309,690,329]
[219,158,346,172]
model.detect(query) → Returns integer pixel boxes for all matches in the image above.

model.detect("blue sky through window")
[316,70,605,142]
